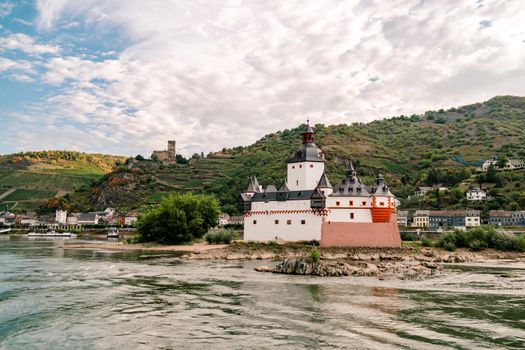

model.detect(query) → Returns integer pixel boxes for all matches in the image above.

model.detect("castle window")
[275,220,279,224]
[287,220,292,225]
[336,201,340,206]
[349,200,354,206]
[253,220,257,225]
[301,220,306,225]
[350,213,354,219]
[310,164,313,168]
[292,166,295,169]
[296,180,299,186]
[299,165,302,168]
[362,201,366,206]
[380,202,385,206]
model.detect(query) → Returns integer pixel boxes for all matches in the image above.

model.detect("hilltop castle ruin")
[152,140,176,162]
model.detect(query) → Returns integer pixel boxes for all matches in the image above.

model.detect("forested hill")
[51,96,525,213]
[0,151,126,213]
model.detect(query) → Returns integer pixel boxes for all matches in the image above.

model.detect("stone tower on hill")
[152,140,176,162]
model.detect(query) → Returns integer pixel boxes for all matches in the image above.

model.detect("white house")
[55,210,67,225]
[397,211,409,226]
[124,215,138,226]
[412,210,429,227]
[239,123,401,247]
[465,210,481,227]
[482,156,525,171]
[466,188,487,201]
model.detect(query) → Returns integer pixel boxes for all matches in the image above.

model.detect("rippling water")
[1,236,525,349]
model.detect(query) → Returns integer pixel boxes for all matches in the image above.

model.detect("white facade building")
[55,210,67,225]
[482,156,525,171]
[466,188,487,201]
[412,210,429,227]
[465,211,481,227]
[397,211,409,226]
[240,123,400,247]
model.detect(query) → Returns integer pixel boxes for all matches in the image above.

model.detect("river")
[1,236,525,349]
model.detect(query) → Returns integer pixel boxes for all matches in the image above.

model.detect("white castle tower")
[286,121,325,191]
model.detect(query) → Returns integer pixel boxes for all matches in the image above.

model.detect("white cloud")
[0,2,14,18]
[0,33,59,55]
[5,0,525,156]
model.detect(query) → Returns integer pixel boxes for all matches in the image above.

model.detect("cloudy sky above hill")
[0,0,524,156]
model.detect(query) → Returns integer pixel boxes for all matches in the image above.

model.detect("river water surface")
[1,236,525,349]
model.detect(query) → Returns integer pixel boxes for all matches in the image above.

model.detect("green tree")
[135,154,145,161]
[151,153,160,162]
[496,155,508,169]
[137,193,220,244]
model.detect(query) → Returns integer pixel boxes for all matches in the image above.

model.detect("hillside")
[54,96,525,213]
[0,151,126,213]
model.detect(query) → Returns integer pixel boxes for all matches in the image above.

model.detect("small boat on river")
[27,231,77,238]
[107,228,120,239]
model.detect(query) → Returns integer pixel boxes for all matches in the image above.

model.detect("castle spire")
[302,119,315,144]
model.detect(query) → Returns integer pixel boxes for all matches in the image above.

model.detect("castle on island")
[239,123,401,247]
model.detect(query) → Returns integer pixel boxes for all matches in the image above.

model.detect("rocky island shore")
[64,240,525,280]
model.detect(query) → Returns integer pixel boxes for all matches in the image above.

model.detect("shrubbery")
[436,227,525,252]
[136,192,220,244]
[307,246,321,264]
[205,229,238,244]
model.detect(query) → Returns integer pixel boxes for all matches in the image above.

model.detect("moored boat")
[27,231,77,238]
[107,228,119,239]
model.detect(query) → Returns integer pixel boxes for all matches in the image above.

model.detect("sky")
[0,0,524,157]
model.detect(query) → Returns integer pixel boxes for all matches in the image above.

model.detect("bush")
[512,235,525,252]
[136,192,220,244]
[421,236,434,247]
[401,232,418,241]
[436,227,525,252]
[307,246,321,264]
[205,229,238,244]
[468,239,488,251]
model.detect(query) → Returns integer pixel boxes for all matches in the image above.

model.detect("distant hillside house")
[412,210,429,227]
[413,185,447,197]
[482,156,525,171]
[513,211,525,226]
[466,188,488,201]
[66,213,79,225]
[77,213,100,225]
[489,210,513,226]
[429,210,480,228]
[55,210,67,224]
[151,140,176,162]
[490,210,525,226]
[397,210,409,226]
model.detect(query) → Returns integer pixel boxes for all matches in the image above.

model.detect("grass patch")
[3,189,56,201]
[205,229,239,244]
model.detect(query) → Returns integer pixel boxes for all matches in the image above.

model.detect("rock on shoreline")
[255,257,442,279]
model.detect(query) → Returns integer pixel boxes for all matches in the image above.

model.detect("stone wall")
[320,214,401,248]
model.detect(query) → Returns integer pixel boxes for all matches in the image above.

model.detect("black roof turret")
[288,121,324,163]
[316,172,332,188]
